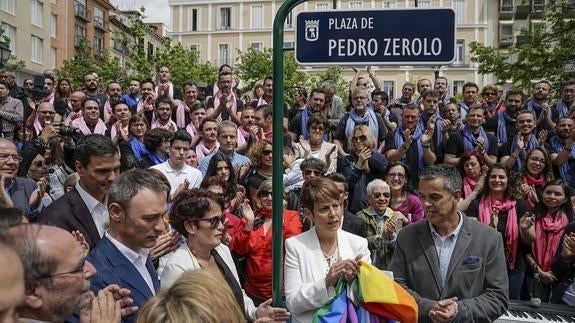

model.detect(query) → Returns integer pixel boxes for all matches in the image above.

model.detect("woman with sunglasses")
[294,114,337,174]
[230,179,303,306]
[480,84,505,119]
[519,147,554,208]
[159,188,290,322]
[341,124,387,214]
[467,164,529,300]
[384,161,423,224]
[245,139,273,207]
[521,179,575,302]
[356,179,404,269]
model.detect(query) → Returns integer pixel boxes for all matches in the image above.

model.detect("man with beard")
[485,89,525,145]
[38,134,121,250]
[71,98,107,135]
[103,81,123,123]
[199,120,250,176]
[137,80,156,123]
[387,82,416,122]
[121,79,141,114]
[434,76,454,114]
[502,110,547,172]
[384,104,437,191]
[82,72,107,117]
[253,76,289,130]
[552,80,575,122]
[0,80,23,140]
[107,103,131,145]
[155,66,182,101]
[550,117,575,190]
[527,80,554,129]
[415,78,432,107]
[63,91,86,125]
[206,71,244,126]
[175,81,204,129]
[418,89,448,162]
[320,79,346,133]
[0,138,45,219]
[150,96,177,131]
[288,88,326,141]
[458,82,479,120]
[4,224,135,323]
[236,105,257,154]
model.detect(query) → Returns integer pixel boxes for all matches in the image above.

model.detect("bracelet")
[422,143,431,148]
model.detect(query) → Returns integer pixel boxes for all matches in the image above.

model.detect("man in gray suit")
[389,164,508,323]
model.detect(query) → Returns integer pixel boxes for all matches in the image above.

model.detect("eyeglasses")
[263,149,273,156]
[352,135,367,143]
[310,126,325,132]
[39,110,56,115]
[0,154,23,162]
[483,92,497,96]
[528,157,546,164]
[303,169,323,177]
[387,172,405,179]
[39,259,86,279]
[258,190,272,198]
[373,192,391,199]
[353,96,368,100]
[196,214,226,229]
[33,160,47,168]
[24,82,34,86]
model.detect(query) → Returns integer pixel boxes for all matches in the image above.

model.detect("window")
[1,23,15,53]
[74,24,86,46]
[452,0,466,25]
[218,7,231,30]
[283,41,295,49]
[51,47,56,69]
[316,2,329,10]
[31,36,43,63]
[147,43,154,62]
[51,14,57,37]
[286,10,293,28]
[190,44,200,55]
[218,44,231,66]
[349,1,362,8]
[383,0,396,8]
[501,0,514,12]
[452,80,465,95]
[533,0,545,11]
[188,8,198,31]
[382,81,395,99]
[93,35,103,55]
[454,39,465,65]
[418,0,431,7]
[32,0,43,27]
[251,5,263,29]
[94,6,104,29]
[499,23,513,43]
[0,0,15,15]
[74,0,87,19]
[249,42,263,51]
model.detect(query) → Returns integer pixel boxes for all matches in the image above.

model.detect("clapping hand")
[520,212,535,231]
[561,232,575,259]
[490,208,499,228]
[150,231,182,261]
[29,177,47,209]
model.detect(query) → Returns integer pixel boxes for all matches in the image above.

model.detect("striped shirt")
[0,96,24,134]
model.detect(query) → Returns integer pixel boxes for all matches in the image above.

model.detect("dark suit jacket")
[37,188,101,250]
[8,177,38,219]
[87,235,159,323]
[342,210,368,238]
[389,215,509,323]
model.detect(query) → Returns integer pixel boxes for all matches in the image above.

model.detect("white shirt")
[150,160,202,195]
[75,182,108,237]
[105,232,156,295]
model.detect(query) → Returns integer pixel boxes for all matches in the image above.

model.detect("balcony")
[74,3,89,21]
[499,5,514,20]
[94,16,106,31]
[515,3,530,19]
[499,36,514,48]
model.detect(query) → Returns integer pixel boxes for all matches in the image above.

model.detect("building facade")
[168,0,501,98]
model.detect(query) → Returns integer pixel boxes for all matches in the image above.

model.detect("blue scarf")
[462,125,490,153]
[129,138,148,161]
[345,108,379,142]
[420,112,443,149]
[556,99,573,119]
[497,111,516,144]
[527,100,542,119]
[300,106,328,141]
[393,123,424,174]
[147,151,168,166]
[458,101,473,119]
[550,135,575,183]
[510,134,538,172]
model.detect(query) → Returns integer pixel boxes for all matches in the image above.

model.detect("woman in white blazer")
[158,188,289,322]
[285,177,371,323]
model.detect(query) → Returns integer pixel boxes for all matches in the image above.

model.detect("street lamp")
[0,42,11,68]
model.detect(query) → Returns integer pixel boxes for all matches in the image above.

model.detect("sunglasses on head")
[196,214,226,229]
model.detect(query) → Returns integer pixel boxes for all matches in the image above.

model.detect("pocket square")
[462,256,480,265]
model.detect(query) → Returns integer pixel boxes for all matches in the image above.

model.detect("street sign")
[295,8,456,65]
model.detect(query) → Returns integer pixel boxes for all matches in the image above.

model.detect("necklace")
[321,243,339,271]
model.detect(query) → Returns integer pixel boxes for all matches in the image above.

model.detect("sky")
[111,0,171,28]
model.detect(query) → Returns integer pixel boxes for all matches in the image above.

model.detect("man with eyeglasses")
[0,80,23,141]
[32,102,57,137]
[3,224,136,322]
[333,86,386,156]
[87,169,170,323]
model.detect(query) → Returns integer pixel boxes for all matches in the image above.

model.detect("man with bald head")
[0,241,24,323]
[64,91,86,125]
[32,102,57,137]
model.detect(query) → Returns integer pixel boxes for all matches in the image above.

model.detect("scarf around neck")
[462,125,490,153]
[497,111,516,144]
[393,123,424,174]
[533,211,568,271]
[510,134,538,172]
[345,108,379,142]
[550,135,575,183]
[71,117,107,135]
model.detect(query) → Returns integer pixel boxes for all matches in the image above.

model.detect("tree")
[234,48,307,100]
[306,67,349,99]
[469,0,575,90]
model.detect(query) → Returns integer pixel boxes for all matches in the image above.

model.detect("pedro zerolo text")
[327,17,443,57]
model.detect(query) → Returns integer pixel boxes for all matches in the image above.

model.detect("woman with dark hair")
[245,139,273,206]
[519,147,553,208]
[44,136,73,200]
[457,150,488,211]
[384,161,423,224]
[467,164,529,299]
[202,152,244,213]
[159,188,289,322]
[521,179,575,302]
[294,114,337,174]
[138,127,171,169]
[55,78,72,103]
[119,113,150,161]
[13,123,33,152]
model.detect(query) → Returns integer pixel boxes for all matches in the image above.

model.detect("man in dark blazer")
[389,164,508,323]
[327,172,368,237]
[88,169,169,323]
[37,134,120,249]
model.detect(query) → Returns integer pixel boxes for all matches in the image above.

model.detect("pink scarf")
[33,115,43,137]
[71,117,107,135]
[462,175,478,197]
[150,119,177,131]
[176,101,195,128]
[257,96,269,107]
[236,127,248,148]
[137,98,155,113]
[110,123,129,140]
[478,195,519,269]
[195,140,219,165]
[155,82,174,98]
[533,212,568,272]
[103,98,113,123]
[523,174,546,208]
[213,89,238,120]
[185,122,197,137]
[43,93,55,104]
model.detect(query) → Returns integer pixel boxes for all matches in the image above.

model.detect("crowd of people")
[0,64,574,322]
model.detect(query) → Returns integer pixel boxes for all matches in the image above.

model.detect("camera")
[59,125,79,137]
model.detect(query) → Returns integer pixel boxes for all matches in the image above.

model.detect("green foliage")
[469,0,575,91]
[234,48,308,101]
[306,67,349,98]
[154,41,218,88]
